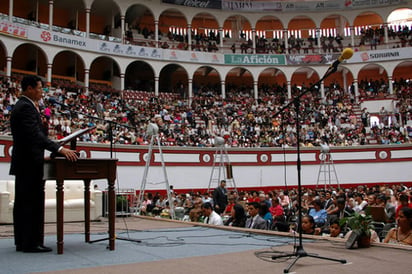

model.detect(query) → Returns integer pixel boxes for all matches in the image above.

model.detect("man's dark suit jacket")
[10,96,60,249]
[10,96,60,176]
[213,186,227,214]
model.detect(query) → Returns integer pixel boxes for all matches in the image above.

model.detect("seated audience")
[245,202,267,230]
[298,215,320,235]
[384,207,412,246]
[308,199,328,228]
[224,203,247,227]
[259,202,273,229]
[201,202,223,225]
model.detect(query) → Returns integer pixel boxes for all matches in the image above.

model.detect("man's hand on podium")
[59,147,79,162]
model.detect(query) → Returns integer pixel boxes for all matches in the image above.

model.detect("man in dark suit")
[9,75,78,253]
[213,180,228,215]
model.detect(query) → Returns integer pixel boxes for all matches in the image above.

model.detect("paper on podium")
[57,126,96,145]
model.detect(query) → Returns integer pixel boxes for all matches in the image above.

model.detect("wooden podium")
[44,158,118,254]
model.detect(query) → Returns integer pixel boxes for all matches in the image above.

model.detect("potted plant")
[339,212,374,248]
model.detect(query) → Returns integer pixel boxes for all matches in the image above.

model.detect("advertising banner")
[225,54,286,65]
[0,21,28,39]
[347,47,412,63]
[164,49,223,63]
[221,0,407,12]
[286,53,338,65]
[162,0,222,9]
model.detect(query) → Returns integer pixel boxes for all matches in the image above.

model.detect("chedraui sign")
[224,54,286,65]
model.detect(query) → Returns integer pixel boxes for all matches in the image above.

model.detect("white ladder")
[207,146,237,193]
[135,134,174,219]
[316,152,339,189]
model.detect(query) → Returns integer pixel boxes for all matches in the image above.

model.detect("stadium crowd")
[139,181,412,245]
[0,75,411,148]
[128,24,412,54]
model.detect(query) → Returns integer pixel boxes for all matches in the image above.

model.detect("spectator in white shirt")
[201,202,223,226]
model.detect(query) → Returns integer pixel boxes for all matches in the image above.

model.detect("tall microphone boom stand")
[271,64,347,273]
[57,107,142,244]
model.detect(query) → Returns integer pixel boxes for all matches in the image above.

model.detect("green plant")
[339,212,374,237]
[116,195,129,212]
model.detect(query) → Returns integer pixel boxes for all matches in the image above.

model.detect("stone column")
[388,76,393,95]
[85,8,90,38]
[155,20,159,48]
[47,63,52,86]
[383,23,389,49]
[350,26,355,48]
[353,78,359,103]
[221,80,226,99]
[120,73,125,92]
[6,56,12,77]
[283,29,288,52]
[219,27,223,51]
[48,0,53,31]
[155,76,159,96]
[121,15,125,43]
[320,81,325,100]
[187,24,192,50]
[252,28,256,54]
[188,78,193,105]
[253,80,258,100]
[316,28,322,52]
[84,69,89,95]
[287,80,292,99]
[8,0,13,22]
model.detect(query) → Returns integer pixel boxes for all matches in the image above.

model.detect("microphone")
[48,97,69,108]
[330,48,354,71]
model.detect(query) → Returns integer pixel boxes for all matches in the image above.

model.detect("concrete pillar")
[6,56,12,77]
[155,20,159,48]
[252,28,256,54]
[155,76,159,96]
[353,78,359,103]
[187,24,192,50]
[287,81,292,99]
[8,0,13,22]
[85,8,90,38]
[121,15,125,43]
[47,63,52,86]
[48,0,53,31]
[221,80,226,99]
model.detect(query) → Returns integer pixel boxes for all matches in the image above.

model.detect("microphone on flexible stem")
[48,97,69,108]
[330,47,354,71]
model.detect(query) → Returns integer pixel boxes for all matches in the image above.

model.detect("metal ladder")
[207,146,237,193]
[316,151,340,189]
[135,134,174,219]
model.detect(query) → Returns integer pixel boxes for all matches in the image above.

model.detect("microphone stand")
[56,106,142,244]
[271,64,347,273]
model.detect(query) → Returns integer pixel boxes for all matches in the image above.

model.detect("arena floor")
[0,216,410,274]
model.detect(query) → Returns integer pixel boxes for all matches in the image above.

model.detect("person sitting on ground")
[327,219,344,238]
[224,203,247,227]
[245,202,267,230]
[384,207,412,246]
[201,202,223,225]
[296,215,320,235]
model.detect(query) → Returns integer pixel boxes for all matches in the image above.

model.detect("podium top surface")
[44,158,118,181]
